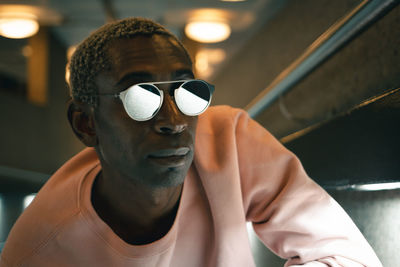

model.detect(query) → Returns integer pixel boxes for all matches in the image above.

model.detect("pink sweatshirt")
[1,106,382,267]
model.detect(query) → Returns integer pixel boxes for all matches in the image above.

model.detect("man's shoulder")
[201,105,245,119]
[197,105,249,133]
[1,148,100,265]
[33,147,99,214]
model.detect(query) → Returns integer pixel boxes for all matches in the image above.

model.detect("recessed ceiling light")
[0,4,62,39]
[185,21,231,43]
[0,13,39,39]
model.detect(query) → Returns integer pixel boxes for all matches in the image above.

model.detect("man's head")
[67,18,202,188]
[68,17,191,106]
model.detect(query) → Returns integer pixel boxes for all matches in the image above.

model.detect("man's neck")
[91,169,183,245]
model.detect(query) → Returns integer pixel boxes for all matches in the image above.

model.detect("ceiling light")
[0,13,39,39]
[185,21,231,43]
[0,4,62,39]
[165,8,254,38]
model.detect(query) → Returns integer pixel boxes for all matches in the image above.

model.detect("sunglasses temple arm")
[210,84,215,94]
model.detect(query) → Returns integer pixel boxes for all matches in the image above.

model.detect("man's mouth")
[148,147,190,167]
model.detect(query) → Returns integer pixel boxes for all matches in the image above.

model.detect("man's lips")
[148,147,190,158]
[147,147,191,167]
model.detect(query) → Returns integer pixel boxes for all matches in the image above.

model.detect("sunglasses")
[98,79,215,121]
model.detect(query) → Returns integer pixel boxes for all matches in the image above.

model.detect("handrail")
[245,0,399,118]
[0,165,49,184]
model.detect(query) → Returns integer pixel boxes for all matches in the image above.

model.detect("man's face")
[92,35,197,188]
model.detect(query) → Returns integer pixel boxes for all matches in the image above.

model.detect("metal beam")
[0,165,49,183]
[245,0,399,118]
[100,0,118,23]
[282,88,400,190]
[0,165,49,193]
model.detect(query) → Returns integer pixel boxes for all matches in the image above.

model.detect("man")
[0,18,381,266]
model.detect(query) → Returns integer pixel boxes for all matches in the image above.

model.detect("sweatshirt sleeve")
[233,109,382,267]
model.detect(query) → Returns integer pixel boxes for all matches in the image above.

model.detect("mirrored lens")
[123,84,162,121]
[175,80,211,116]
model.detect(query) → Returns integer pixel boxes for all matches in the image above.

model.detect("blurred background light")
[195,48,226,78]
[353,182,400,191]
[23,193,36,209]
[0,13,39,39]
[0,4,62,39]
[185,21,231,43]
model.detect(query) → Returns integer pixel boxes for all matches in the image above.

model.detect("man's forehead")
[105,35,192,77]
[95,35,193,92]
[108,35,189,61]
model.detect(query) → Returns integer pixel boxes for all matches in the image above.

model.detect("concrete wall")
[211,0,361,108]
[0,30,84,176]
[0,29,84,241]
[212,0,400,138]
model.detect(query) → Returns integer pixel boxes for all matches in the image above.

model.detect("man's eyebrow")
[116,69,195,87]
[174,69,195,79]
[116,72,153,86]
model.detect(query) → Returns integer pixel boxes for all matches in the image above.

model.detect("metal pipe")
[100,0,118,23]
[0,165,49,185]
[245,0,399,118]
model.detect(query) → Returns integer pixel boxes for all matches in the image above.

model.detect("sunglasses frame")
[98,79,215,121]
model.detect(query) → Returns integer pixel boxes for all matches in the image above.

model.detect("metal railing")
[245,0,399,118]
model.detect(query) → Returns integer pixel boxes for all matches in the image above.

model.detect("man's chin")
[127,161,189,189]
[148,167,189,188]
[139,153,193,188]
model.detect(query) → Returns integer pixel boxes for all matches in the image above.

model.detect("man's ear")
[67,100,97,147]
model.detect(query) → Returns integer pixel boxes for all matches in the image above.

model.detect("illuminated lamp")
[0,13,39,39]
[0,4,62,39]
[185,20,231,43]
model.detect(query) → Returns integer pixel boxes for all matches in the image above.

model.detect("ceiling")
[46,0,281,43]
[1,0,285,79]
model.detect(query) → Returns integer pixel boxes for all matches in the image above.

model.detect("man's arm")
[233,109,382,267]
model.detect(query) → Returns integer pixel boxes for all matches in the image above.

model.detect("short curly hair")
[68,17,191,106]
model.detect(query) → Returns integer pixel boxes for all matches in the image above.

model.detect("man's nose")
[153,94,187,134]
